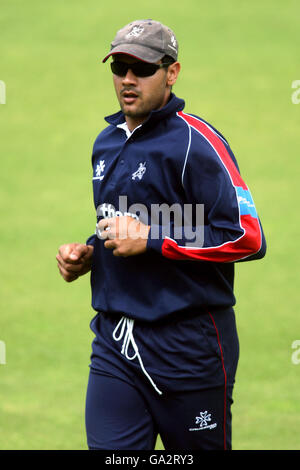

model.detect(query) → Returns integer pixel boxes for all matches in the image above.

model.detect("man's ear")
[166,62,181,87]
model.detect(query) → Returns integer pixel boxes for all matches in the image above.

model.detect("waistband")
[90,305,238,394]
[97,305,234,327]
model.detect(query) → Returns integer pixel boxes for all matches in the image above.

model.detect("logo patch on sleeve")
[236,186,257,218]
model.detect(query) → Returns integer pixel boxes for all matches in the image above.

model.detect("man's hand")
[56,243,94,282]
[97,216,150,257]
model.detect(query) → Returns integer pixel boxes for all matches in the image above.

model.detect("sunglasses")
[110,61,172,78]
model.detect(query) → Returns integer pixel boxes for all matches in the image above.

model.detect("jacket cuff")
[146,225,164,254]
[86,234,97,247]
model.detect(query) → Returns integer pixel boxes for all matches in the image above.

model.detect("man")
[56,19,266,450]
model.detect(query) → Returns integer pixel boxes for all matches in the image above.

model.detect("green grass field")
[0,0,299,450]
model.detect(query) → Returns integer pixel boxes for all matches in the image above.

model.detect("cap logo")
[167,34,177,54]
[125,25,144,39]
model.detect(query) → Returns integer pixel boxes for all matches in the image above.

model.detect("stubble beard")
[121,105,149,120]
[120,96,150,121]
[119,88,168,121]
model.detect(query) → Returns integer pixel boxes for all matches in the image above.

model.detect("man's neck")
[125,115,149,133]
[124,90,172,132]
[117,121,142,139]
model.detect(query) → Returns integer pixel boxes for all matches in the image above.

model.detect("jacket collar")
[104,93,185,127]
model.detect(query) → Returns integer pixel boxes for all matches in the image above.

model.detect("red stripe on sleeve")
[160,112,262,262]
[178,112,247,189]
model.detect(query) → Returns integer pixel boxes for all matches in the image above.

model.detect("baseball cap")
[102,19,178,64]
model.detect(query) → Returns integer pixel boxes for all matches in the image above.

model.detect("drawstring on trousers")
[112,316,163,395]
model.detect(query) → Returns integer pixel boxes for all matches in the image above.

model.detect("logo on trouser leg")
[189,410,217,431]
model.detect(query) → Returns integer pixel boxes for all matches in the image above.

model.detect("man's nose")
[122,67,138,85]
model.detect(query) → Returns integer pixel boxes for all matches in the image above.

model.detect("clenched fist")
[56,243,94,282]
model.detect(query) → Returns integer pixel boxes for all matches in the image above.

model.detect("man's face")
[111,54,178,130]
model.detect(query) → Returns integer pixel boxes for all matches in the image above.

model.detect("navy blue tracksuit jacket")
[86,93,266,322]
[84,94,266,450]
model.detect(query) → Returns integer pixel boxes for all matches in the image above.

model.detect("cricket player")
[56,19,266,450]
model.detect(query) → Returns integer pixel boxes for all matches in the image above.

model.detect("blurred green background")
[0,0,299,450]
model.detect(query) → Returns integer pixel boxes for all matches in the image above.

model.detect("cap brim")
[102,44,165,63]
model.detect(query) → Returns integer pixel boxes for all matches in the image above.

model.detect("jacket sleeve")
[86,233,97,247]
[147,112,266,263]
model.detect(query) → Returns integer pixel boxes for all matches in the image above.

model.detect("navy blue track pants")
[85,308,239,450]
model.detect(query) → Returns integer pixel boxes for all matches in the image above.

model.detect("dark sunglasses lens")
[111,61,159,77]
[110,62,128,76]
[132,63,158,77]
